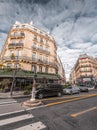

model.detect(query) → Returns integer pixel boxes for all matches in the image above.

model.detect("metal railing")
[8,43,24,48]
[32,46,50,54]
[2,56,58,69]
[10,33,25,39]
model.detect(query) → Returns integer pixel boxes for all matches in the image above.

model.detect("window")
[19,40,22,43]
[33,43,37,49]
[32,52,36,61]
[46,40,48,45]
[40,45,43,50]
[14,32,17,36]
[34,28,37,31]
[22,25,25,27]
[7,63,11,68]
[45,66,48,73]
[12,40,16,44]
[34,35,37,40]
[39,66,42,72]
[16,25,19,28]
[17,50,21,57]
[45,47,48,52]
[40,38,43,43]
[14,63,19,68]
[32,65,37,73]
[39,54,43,61]
[20,32,24,36]
[46,56,49,63]
[40,31,43,34]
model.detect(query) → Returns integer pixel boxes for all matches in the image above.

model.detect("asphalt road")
[29,94,97,130]
[0,90,97,130]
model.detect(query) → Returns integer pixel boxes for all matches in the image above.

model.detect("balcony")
[80,70,92,73]
[32,46,37,50]
[31,46,50,54]
[80,65,91,67]
[2,56,58,69]
[10,33,25,39]
[38,48,50,54]
[8,43,24,49]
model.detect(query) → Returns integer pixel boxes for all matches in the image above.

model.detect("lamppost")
[23,65,42,107]
[30,67,37,101]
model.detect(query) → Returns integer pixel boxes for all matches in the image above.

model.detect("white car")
[87,86,95,91]
[63,86,80,95]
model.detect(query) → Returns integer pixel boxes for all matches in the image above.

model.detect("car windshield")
[79,85,86,87]
[68,86,72,89]
[36,84,44,89]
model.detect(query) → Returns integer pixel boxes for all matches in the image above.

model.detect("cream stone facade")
[0,21,65,81]
[57,56,66,82]
[70,54,97,85]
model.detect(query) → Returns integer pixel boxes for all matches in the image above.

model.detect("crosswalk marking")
[0,114,34,126]
[0,99,17,105]
[14,121,46,130]
[0,100,17,105]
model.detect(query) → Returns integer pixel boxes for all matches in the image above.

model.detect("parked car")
[35,83,63,99]
[63,86,80,95]
[87,86,95,91]
[78,85,89,92]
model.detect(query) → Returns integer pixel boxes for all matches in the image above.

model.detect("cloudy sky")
[0,0,97,79]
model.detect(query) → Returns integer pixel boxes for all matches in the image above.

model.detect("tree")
[10,53,15,60]
[1,79,11,90]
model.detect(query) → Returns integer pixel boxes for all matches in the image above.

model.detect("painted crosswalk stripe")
[0,114,34,126]
[0,99,17,105]
[14,121,46,130]
[0,100,17,105]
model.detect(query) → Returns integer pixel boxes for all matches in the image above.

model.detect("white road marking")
[0,100,17,105]
[0,114,34,126]
[14,121,46,130]
[0,105,44,117]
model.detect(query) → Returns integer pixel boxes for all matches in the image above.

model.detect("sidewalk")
[0,91,31,99]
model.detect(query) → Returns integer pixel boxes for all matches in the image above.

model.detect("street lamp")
[23,65,42,107]
[10,54,18,97]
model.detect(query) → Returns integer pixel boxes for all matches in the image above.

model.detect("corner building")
[0,21,65,83]
[70,54,97,86]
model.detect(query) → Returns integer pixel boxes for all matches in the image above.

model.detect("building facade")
[57,56,66,83]
[0,21,65,83]
[70,54,97,86]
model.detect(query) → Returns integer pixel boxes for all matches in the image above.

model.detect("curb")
[22,100,43,107]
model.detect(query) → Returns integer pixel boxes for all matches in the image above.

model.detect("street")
[0,90,97,130]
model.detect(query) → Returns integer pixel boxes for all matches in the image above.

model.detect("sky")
[0,0,97,80]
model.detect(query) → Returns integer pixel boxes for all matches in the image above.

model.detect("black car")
[35,83,63,99]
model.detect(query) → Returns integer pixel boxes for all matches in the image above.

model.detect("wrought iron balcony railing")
[2,56,58,69]
[8,43,24,49]
[31,47,50,54]
[10,33,25,39]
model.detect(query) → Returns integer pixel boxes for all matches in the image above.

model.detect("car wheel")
[38,93,43,99]
[58,92,62,97]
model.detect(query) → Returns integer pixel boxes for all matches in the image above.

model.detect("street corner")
[21,99,43,108]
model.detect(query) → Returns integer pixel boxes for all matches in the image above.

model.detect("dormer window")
[16,25,19,28]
